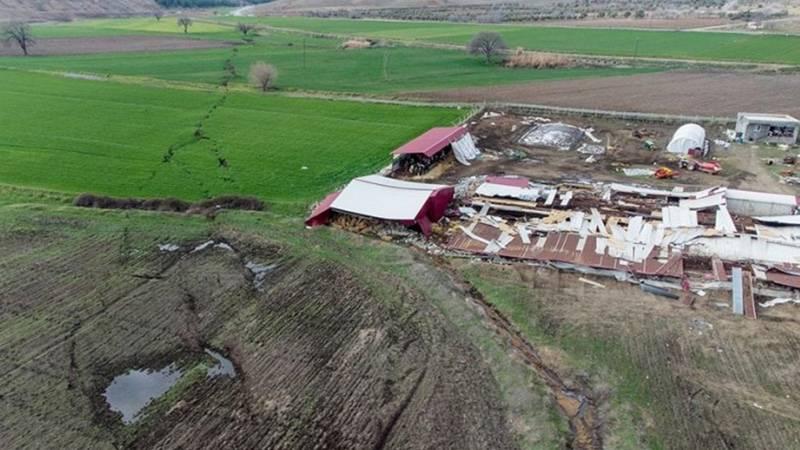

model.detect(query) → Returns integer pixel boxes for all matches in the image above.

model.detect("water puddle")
[103,348,237,424]
[103,364,184,424]
[205,348,236,378]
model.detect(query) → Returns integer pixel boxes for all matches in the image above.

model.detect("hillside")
[0,0,158,21]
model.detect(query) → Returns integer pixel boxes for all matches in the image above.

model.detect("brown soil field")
[406,71,800,118]
[0,214,518,449]
[0,0,156,21]
[0,36,233,57]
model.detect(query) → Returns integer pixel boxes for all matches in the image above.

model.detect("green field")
[0,69,462,211]
[1,28,655,93]
[31,17,239,39]
[237,16,800,65]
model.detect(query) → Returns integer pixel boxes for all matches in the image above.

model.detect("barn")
[305,175,454,235]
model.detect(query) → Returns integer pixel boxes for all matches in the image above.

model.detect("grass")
[460,265,663,450]
[0,31,657,93]
[0,69,462,212]
[236,16,800,65]
[31,16,239,40]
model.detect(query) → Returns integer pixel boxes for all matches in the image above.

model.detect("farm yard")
[3,8,800,450]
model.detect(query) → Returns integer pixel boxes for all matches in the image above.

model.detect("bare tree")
[249,62,278,92]
[237,22,257,36]
[2,22,35,56]
[177,16,193,34]
[467,31,507,64]
[154,9,164,22]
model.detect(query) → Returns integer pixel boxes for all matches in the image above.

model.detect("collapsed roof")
[305,175,454,235]
[392,126,468,158]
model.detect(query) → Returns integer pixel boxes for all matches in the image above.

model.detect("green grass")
[0,69,462,212]
[237,16,800,65]
[0,31,657,93]
[31,16,238,40]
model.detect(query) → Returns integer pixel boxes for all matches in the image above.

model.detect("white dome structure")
[667,124,706,154]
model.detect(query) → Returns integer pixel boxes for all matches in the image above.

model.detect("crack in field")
[144,51,241,198]
[462,283,603,449]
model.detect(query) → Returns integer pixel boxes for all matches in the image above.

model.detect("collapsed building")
[391,126,479,175]
[307,116,800,319]
[447,176,800,319]
[735,113,800,145]
[305,175,453,236]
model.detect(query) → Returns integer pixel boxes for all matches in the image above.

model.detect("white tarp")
[331,175,447,221]
[475,183,539,201]
[667,123,705,154]
[452,133,480,166]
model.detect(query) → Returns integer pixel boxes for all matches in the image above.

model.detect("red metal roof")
[392,127,467,158]
[447,224,684,278]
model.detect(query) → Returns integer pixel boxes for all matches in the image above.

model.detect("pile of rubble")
[441,175,800,319]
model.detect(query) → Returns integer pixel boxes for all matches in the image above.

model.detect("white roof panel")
[331,175,446,221]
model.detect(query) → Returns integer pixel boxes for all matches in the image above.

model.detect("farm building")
[667,123,706,154]
[735,113,800,145]
[305,175,454,235]
[392,126,479,174]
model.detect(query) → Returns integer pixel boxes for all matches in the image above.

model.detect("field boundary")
[281,91,736,124]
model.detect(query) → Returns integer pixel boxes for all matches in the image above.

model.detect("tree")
[249,62,278,92]
[237,22,257,36]
[2,22,35,56]
[467,31,507,64]
[177,16,193,34]
[154,9,164,21]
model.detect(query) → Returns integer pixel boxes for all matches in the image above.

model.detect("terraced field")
[0,70,462,211]
[240,16,800,65]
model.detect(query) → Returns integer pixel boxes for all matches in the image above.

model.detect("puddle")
[103,364,183,424]
[245,261,277,290]
[103,348,237,424]
[205,348,236,378]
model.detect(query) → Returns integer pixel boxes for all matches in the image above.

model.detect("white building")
[736,113,800,145]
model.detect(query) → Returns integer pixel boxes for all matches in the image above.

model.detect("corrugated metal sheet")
[331,175,449,221]
[447,224,683,278]
[475,183,540,201]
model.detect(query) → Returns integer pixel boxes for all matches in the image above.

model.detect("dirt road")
[0,36,232,56]
[405,71,800,118]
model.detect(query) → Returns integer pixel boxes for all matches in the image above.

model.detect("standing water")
[103,364,183,424]
[103,349,236,424]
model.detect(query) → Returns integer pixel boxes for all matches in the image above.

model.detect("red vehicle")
[679,158,721,175]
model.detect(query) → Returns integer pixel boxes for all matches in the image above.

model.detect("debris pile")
[443,176,800,319]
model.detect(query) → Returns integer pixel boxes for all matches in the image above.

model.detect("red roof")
[392,127,467,158]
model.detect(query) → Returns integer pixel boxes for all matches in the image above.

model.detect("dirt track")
[406,71,800,118]
[0,36,232,56]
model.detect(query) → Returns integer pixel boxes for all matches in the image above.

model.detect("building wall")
[741,121,799,145]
